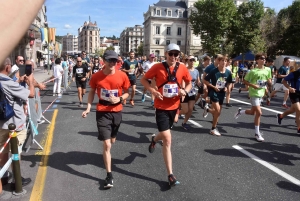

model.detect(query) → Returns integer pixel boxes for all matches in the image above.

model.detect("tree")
[229,0,265,55]
[106,45,115,51]
[94,48,105,57]
[189,0,236,55]
[137,43,144,56]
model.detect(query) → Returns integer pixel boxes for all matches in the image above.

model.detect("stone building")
[62,33,79,55]
[119,25,144,57]
[78,18,100,54]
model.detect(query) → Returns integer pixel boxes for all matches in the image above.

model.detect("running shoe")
[226,103,232,107]
[255,133,264,142]
[282,104,289,109]
[130,100,134,106]
[53,93,56,96]
[78,103,83,107]
[182,123,191,131]
[58,93,62,97]
[210,128,221,136]
[297,129,300,135]
[277,114,283,125]
[37,119,45,124]
[104,176,113,188]
[238,87,241,93]
[203,104,209,118]
[141,94,145,102]
[148,134,156,153]
[151,101,154,106]
[234,107,242,119]
[168,174,180,186]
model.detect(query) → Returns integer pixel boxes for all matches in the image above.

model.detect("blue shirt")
[284,70,300,91]
[276,65,289,83]
[204,63,217,74]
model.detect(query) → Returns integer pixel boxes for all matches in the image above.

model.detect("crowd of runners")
[70,44,298,189]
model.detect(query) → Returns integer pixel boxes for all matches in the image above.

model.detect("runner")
[225,59,238,107]
[82,50,130,188]
[141,54,156,105]
[203,55,232,136]
[121,51,138,106]
[181,55,200,131]
[72,56,89,107]
[91,57,101,75]
[81,51,91,80]
[234,54,272,142]
[140,43,192,186]
[269,57,290,108]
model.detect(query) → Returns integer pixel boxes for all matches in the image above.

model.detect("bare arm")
[82,88,96,118]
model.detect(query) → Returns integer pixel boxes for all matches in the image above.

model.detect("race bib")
[188,82,197,96]
[216,79,226,89]
[100,89,118,101]
[76,68,83,74]
[257,80,267,88]
[129,64,136,74]
[163,84,178,98]
[93,69,99,73]
[232,78,236,82]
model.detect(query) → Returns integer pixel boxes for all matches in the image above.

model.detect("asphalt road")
[2,79,300,201]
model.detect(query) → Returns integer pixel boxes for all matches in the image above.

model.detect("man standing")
[72,57,89,107]
[10,55,25,81]
[141,44,192,186]
[82,50,130,188]
[141,54,156,104]
[121,51,138,106]
[0,58,35,192]
[270,57,290,108]
[234,54,272,142]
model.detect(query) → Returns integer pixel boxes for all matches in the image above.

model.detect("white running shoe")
[210,128,221,136]
[234,107,242,119]
[203,104,209,118]
[255,133,264,142]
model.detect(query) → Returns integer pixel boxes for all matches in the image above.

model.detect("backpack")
[0,77,14,120]
[158,62,181,89]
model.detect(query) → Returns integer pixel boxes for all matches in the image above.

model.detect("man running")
[82,50,130,188]
[140,43,192,187]
[141,54,156,105]
[121,51,138,106]
[72,57,89,107]
[234,54,272,142]
[203,55,232,136]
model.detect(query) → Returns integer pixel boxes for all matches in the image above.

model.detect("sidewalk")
[33,66,53,83]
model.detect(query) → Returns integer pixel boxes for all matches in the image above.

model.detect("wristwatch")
[119,96,123,103]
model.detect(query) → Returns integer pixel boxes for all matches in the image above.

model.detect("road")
[2,79,300,201]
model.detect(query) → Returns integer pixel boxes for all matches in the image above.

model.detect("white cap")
[167,43,180,52]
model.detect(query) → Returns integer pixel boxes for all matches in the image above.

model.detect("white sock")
[283,101,286,105]
[240,110,246,114]
[255,126,260,134]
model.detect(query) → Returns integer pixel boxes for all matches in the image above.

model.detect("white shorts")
[273,83,288,91]
[250,97,262,106]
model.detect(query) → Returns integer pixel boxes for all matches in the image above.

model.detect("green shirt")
[231,65,238,78]
[244,67,272,98]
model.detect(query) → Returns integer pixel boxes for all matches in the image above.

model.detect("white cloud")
[64,24,72,29]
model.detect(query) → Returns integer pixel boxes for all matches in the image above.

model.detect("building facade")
[62,33,79,55]
[101,37,120,55]
[119,25,144,56]
[78,19,100,54]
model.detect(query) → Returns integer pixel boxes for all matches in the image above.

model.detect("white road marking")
[135,89,203,128]
[233,145,300,186]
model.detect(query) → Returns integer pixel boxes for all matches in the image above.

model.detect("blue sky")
[45,0,294,37]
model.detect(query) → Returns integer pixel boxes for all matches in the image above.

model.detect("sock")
[283,101,286,105]
[107,172,112,178]
[240,110,246,114]
[212,127,216,130]
[255,126,259,134]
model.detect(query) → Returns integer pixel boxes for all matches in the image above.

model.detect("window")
[155,39,159,45]
[179,11,183,18]
[177,27,182,35]
[166,27,171,35]
[177,41,181,46]
[90,37,92,40]
[90,31,92,35]
[166,40,170,45]
[157,10,160,16]
[167,11,171,16]
[95,37,97,41]
[90,42,92,46]
[156,26,160,34]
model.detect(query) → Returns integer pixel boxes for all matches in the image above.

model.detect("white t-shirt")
[53,64,63,78]
[142,61,156,73]
[11,64,19,74]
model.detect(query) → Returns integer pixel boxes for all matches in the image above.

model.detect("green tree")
[106,45,115,51]
[189,0,236,55]
[229,0,265,55]
[137,43,144,56]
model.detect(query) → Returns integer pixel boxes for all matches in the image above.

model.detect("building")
[119,25,144,56]
[62,33,79,55]
[143,0,200,57]
[101,37,120,55]
[78,18,100,55]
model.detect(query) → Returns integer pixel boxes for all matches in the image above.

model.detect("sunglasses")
[18,60,24,62]
[77,61,82,62]
[259,57,266,60]
[107,58,118,63]
[189,59,195,62]
[168,52,179,57]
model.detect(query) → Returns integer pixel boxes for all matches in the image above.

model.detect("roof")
[154,0,187,9]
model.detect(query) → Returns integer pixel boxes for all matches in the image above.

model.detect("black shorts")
[129,79,136,86]
[209,90,225,105]
[96,111,122,141]
[76,80,87,89]
[289,93,300,104]
[197,85,204,94]
[181,95,196,103]
[155,109,177,132]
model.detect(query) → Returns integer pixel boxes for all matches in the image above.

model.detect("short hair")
[129,51,135,55]
[255,53,266,61]
[0,58,11,71]
[55,58,61,64]
[266,57,273,63]
[214,54,222,60]
[283,57,290,62]
[203,55,211,62]
[217,55,228,61]
[81,51,86,54]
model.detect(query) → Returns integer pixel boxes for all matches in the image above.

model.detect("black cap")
[103,50,118,60]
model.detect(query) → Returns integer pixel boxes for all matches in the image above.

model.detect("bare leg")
[103,139,112,172]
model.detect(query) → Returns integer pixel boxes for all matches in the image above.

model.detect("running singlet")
[122,60,138,80]
[93,63,101,74]
[73,65,89,81]
[205,68,232,91]
[188,69,199,97]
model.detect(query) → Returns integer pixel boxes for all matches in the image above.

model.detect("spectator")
[52,58,63,97]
